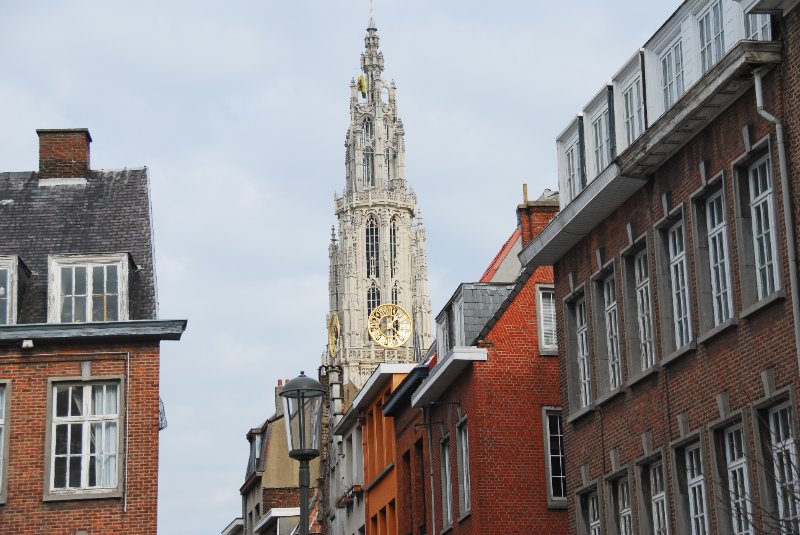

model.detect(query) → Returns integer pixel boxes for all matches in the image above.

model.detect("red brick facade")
[390,200,567,535]
[546,8,800,535]
[0,340,161,534]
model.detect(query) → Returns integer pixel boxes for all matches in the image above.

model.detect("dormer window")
[48,254,130,324]
[0,257,23,326]
[699,1,724,73]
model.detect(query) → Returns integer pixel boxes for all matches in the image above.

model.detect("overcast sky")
[0,1,680,532]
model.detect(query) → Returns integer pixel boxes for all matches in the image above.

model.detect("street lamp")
[280,371,325,535]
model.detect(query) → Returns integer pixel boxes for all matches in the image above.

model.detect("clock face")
[368,304,413,348]
[328,313,341,357]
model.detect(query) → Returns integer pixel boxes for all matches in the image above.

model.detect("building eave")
[520,39,781,268]
[253,507,300,533]
[0,319,187,345]
[411,347,488,407]
[382,365,429,417]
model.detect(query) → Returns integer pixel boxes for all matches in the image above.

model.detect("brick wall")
[553,10,800,534]
[37,129,91,180]
[263,487,301,512]
[0,339,161,534]
[392,396,428,535]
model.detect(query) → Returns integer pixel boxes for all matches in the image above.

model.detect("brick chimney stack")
[36,128,92,179]
[517,186,559,247]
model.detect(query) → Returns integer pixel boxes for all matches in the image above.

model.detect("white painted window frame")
[49,381,121,495]
[634,250,655,370]
[724,424,753,535]
[543,407,566,504]
[453,298,464,348]
[537,286,558,352]
[706,190,733,326]
[47,253,130,324]
[650,462,670,535]
[603,275,622,390]
[566,141,581,202]
[589,491,601,535]
[698,0,725,74]
[623,78,644,145]
[456,418,471,515]
[440,436,453,529]
[749,155,780,300]
[685,443,709,535]
[0,256,20,326]
[668,221,692,348]
[576,297,592,408]
[661,38,685,109]
[746,13,771,41]
[617,478,633,535]
[768,403,800,532]
[592,109,611,175]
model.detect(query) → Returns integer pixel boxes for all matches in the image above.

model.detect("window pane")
[56,386,69,417]
[107,265,118,294]
[74,296,86,323]
[55,424,69,455]
[74,266,87,295]
[70,423,82,454]
[68,454,81,487]
[71,387,83,416]
[92,266,104,295]
[54,457,67,488]
[106,295,118,321]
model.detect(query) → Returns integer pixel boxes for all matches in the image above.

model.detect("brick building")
[0,129,186,533]
[521,0,800,533]
[380,191,566,534]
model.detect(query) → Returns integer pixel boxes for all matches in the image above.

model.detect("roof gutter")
[753,68,800,373]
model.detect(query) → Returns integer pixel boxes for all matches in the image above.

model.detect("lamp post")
[280,371,325,535]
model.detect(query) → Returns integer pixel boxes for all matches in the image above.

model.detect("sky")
[0,1,680,532]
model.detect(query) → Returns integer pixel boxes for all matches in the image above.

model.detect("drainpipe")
[424,405,437,532]
[754,68,800,372]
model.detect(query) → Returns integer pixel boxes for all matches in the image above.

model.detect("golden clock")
[368,304,413,348]
[328,313,341,357]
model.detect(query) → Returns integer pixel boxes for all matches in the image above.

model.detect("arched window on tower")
[367,281,381,317]
[384,148,392,186]
[390,216,398,278]
[363,147,375,188]
[391,281,400,305]
[366,216,380,278]
[361,118,373,145]
[384,122,389,140]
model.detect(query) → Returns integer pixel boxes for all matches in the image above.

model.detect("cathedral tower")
[324,18,433,392]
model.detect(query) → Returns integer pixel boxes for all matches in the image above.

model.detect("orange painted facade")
[361,373,406,535]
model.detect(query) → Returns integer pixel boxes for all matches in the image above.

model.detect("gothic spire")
[361,18,384,76]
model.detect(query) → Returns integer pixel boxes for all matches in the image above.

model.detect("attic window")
[0,256,22,326]
[48,254,131,324]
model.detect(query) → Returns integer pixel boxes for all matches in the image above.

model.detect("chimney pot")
[36,128,92,180]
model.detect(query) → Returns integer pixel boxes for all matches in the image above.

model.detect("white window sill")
[697,317,738,345]
[567,404,595,424]
[661,342,696,367]
[596,387,625,407]
[740,289,785,320]
[628,366,659,389]
[43,488,122,502]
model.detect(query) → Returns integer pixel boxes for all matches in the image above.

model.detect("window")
[566,142,581,201]
[669,221,692,348]
[367,282,381,317]
[705,191,733,326]
[646,462,669,535]
[750,156,779,300]
[49,382,120,494]
[384,148,392,185]
[699,1,724,74]
[48,254,129,324]
[453,300,464,347]
[576,297,592,408]
[603,275,622,391]
[746,13,771,41]
[384,121,389,141]
[366,216,380,279]
[0,257,20,326]
[768,403,800,532]
[661,40,685,109]
[456,419,471,514]
[593,110,611,174]
[391,282,399,306]
[635,250,655,369]
[538,286,557,352]
[683,443,709,535]
[390,216,398,278]
[615,479,633,535]
[623,78,644,145]
[440,437,453,529]
[723,424,753,535]
[587,491,602,535]
[361,118,373,145]
[544,409,566,505]
[363,147,375,187]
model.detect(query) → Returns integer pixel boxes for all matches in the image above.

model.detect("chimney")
[275,380,284,416]
[517,186,559,247]
[36,128,92,180]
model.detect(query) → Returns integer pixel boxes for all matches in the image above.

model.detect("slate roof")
[0,169,157,323]
[436,282,515,347]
